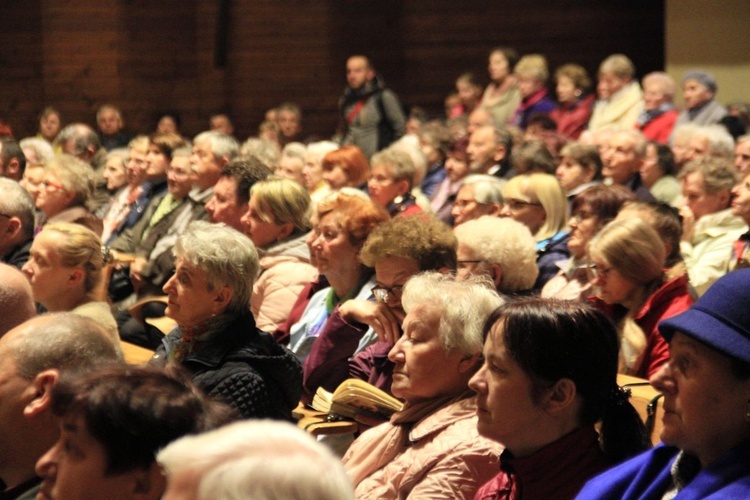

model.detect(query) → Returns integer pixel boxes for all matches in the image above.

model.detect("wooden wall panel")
[0,0,664,141]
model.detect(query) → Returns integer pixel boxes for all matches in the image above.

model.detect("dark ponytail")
[488,298,650,463]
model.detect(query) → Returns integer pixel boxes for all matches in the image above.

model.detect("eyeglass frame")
[371,284,405,304]
[504,198,542,212]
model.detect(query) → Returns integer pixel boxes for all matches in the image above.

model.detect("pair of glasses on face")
[589,263,615,279]
[572,210,595,224]
[372,284,404,304]
[41,180,65,191]
[504,198,542,212]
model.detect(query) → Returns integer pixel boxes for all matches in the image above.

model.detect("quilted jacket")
[151,312,302,420]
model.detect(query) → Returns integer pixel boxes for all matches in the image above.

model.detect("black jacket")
[151,313,302,420]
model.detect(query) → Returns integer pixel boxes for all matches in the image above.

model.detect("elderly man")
[454,216,538,295]
[0,179,35,269]
[54,123,105,168]
[600,130,655,201]
[735,135,750,176]
[339,55,406,159]
[636,72,679,143]
[0,138,26,181]
[0,264,35,337]
[674,70,727,128]
[54,123,109,210]
[467,125,514,178]
[158,421,353,500]
[205,157,272,232]
[0,313,123,499]
[679,157,747,295]
[96,104,130,151]
[190,131,240,213]
[451,174,505,226]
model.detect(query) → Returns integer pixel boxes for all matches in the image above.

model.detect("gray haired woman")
[150,221,302,420]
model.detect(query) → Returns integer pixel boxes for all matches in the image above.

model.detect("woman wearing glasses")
[35,154,102,235]
[587,218,693,379]
[542,185,634,300]
[21,222,118,342]
[288,192,389,392]
[500,173,570,290]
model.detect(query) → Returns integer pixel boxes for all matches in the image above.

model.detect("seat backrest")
[617,373,664,446]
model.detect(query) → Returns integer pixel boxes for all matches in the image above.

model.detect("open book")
[311,378,404,420]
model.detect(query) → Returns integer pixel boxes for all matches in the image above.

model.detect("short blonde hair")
[40,222,103,295]
[514,54,549,83]
[641,72,676,101]
[599,54,635,80]
[502,173,568,241]
[249,177,311,235]
[370,148,417,189]
[45,154,96,205]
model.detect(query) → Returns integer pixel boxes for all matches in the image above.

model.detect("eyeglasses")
[572,210,595,224]
[371,284,404,304]
[42,180,66,191]
[589,263,615,279]
[504,199,542,211]
[457,259,484,269]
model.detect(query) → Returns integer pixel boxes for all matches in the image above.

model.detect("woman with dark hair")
[471,298,649,499]
[550,64,596,140]
[639,141,680,206]
[480,47,522,127]
[542,185,635,300]
[430,136,470,225]
[556,142,603,200]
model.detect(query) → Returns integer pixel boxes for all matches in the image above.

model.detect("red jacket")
[550,94,595,140]
[632,273,693,379]
[636,109,678,144]
[590,273,693,379]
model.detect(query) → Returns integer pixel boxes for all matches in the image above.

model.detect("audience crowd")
[0,49,749,499]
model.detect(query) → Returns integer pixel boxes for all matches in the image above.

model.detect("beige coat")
[343,395,501,499]
[588,82,643,132]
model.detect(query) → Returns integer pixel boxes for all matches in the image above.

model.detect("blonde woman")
[240,177,318,332]
[21,222,118,342]
[500,173,569,289]
[510,54,555,130]
[587,218,693,378]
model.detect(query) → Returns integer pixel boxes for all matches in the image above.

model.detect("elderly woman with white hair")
[158,420,354,500]
[636,72,678,143]
[454,215,538,295]
[150,221,303,420]
[342,272,503,499]
[35,154,102,235]
[588,54,643,132]
[451,174,505,226]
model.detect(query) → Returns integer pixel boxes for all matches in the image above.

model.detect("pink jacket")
[343,395,501,499]
[251,234,318,333]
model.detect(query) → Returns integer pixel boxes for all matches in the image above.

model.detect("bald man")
[0,263,35,337]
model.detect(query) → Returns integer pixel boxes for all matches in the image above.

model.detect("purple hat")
[659,269,750,363]
[682,70,718,94]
